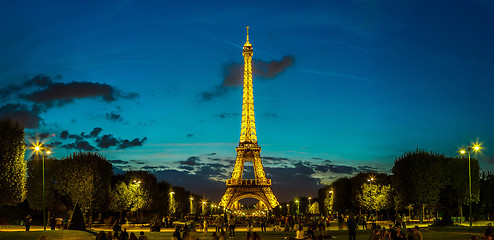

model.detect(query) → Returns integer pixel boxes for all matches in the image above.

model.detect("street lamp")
[295,199,300,215]
[460,142,481,227]
[190,197,194,214]
[367,177,375,185]
[286,204,289,215]
[202,201,206,215]
[308,197,312,214]
[33,143,51,231]
[169,191,175,215]
[132,180,141,223]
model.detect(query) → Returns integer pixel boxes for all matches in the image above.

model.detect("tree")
[109,181,133,217]
[123,171,159,219]
[391,149,448,222]
[27,155,70,214]
[309,202,320,215]
[56,152,112,225]
[447,156,480,219]
[358,183,391,215]
[0,118,27,206]
[478,171,494,219]
[349,172,392,215]
[330,177,353,213]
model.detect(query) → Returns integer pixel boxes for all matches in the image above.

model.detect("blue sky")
[1,0,493,202]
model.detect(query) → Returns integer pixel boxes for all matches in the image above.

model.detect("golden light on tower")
[219,27,279,210]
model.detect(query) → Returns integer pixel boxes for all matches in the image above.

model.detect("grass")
[0,226,488,240]
[0,230,96,240]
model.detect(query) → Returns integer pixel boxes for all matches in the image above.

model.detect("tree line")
[317,149,494,222]
[0,118,211,224]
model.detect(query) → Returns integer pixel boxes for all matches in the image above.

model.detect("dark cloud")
[253,55,295,79]
[89,127,103,138]
[62,139,96,151]
[0,103,43,129]
[151,169,226,200]
[179,166,195,171]
[68,133,83,141]
[117,137,147,149]
[60,130,69,139]
[186,133,194,138]
[96,134,147,150]
[109,160,129,165]
[265,164,322,200]
[0,74,57,101]
[22,81,138,107]
[214,112,240,118]
[106,112,122,122]
[200,56,295,101]
[314,163,357,175]
[0,74,138,109]
[262,156,291,165]
[196,163,230,179]
[96,134,119,148]
[180,156,201,166]
[130,160,146,165]
[45,141,63,148]
[141,165,160,170]
[200,86,228,101]
[264,113,278,118]
[357,165,381,172]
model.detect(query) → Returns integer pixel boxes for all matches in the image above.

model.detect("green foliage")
[391,149,448,209]
[56,152,112,213]
[479,171,494,215]
[448,157,480,204]
[357,183,391,213]
[330,177,352,212]
[0,118,27,206]
[109,181,133,212]
[26,155,70,213]
[309,202,320,214]
[123,171,158,211]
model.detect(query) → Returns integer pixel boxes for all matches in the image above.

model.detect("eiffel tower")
[219,27,279,210]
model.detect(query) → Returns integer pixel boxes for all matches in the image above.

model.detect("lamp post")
[367,176,376,219]
[133,180,141,223]
[169,192,175,215]
[460,142,481,227]
[308,197,312,214]
[34,144,51,232]
[202,201,206,216]
[190,197,194,215]
[329,190,333,215]
[295,200,299,215]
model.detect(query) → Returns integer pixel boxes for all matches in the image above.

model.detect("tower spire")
[245,26,251,47]
[246,26,250,44]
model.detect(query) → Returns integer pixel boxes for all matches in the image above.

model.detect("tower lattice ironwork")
[219,27,279,210]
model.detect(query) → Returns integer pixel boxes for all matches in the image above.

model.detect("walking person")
[50,215,56,230]
[228,214,236,238]
[346,214,357,240]
[204,217,209,236]
[260,217,266,232]
[25,215,32,231]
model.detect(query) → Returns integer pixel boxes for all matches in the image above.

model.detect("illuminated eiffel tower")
[219,27,279,210]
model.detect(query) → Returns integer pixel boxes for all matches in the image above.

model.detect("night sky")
[1,1,493,202]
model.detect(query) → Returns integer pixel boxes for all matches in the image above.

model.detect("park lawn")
[0,226,487,240]
[0,230,96,240]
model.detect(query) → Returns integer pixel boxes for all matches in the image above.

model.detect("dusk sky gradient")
[1,0,494,202]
